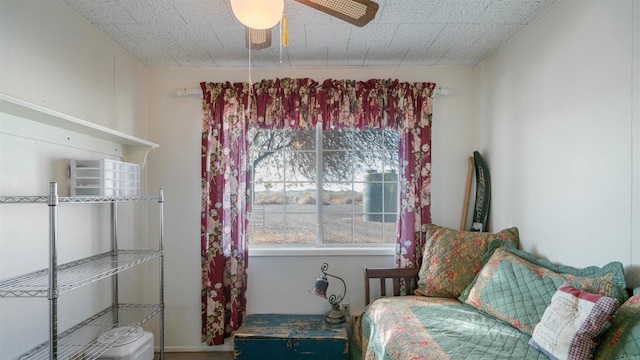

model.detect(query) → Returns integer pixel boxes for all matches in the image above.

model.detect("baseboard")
[157,342,234,352]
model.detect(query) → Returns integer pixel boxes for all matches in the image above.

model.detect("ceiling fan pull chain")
[279,16,282,65]
[282,15,288,47]
[279,14,288,65]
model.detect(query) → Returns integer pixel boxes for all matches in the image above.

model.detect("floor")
[158,352,234,360]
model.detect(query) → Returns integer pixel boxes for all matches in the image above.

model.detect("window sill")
[248,247,395,257]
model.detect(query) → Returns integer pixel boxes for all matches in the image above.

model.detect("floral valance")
[201,78,435,131]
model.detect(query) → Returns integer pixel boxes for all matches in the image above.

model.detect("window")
[248,123,399,247]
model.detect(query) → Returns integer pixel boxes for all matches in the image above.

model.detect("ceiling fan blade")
[294,0,379,27]
[246,27,272,50]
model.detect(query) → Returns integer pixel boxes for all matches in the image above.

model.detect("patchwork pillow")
[459,241,628,335]
[529,283,619,360]
[594,292,640,359]
[414,224,520,298]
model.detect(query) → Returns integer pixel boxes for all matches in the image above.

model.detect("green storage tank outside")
[363,171,398,223]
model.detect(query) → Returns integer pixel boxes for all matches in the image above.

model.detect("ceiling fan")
[230,0,380,50]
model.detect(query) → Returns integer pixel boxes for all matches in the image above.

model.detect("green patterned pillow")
[414,225,520,298]
[459,241,628,336]
[594,292,640,359]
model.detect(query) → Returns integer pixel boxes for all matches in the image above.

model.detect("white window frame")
[248,123,399,250]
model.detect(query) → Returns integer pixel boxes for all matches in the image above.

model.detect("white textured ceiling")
[61,0,558,67]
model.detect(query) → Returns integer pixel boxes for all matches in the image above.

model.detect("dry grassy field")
[248,203,396,245]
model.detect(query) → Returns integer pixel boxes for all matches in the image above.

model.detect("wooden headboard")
[363,267,419,305]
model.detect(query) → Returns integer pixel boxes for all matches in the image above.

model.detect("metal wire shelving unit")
[0,182,165,360]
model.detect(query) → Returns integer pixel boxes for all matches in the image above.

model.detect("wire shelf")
[0,250,163,298]
[1,184,165,358]
[0,195,160,204]
[59,196,160,203]
[18,303,161,360]
[0,196,48,203]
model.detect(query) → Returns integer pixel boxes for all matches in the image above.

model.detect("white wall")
[145,65,478,350]
[0,1,148,137]
[0,0,149,358]
[5,0,638,356]
[478,0,640,287]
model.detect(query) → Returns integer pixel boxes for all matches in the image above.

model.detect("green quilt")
[357,296,547,360]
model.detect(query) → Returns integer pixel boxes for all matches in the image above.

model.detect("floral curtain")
[201,78,435,345]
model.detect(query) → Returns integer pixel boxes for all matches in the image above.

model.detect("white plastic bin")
[98,327,154,360]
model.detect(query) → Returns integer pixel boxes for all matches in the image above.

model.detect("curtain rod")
[172,86,453,97]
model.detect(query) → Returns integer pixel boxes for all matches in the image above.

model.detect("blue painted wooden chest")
[233,314,349,360]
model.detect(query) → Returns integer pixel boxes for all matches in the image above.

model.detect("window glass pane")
[284,214,317,245]
[379,150,398,172]
[323,182,357,205]
[322,128,353,150]
[324,213,390,245]
[286,182,317,207]
[324,183,356,245]
[249,209,285,245]
[253,188,285,205]
[362,171,399,223]
[249,124,399,247]
[383,129,399,150]
[383,222,397,244]
[322,212,354,245]
[284,181,317,245]
[323,128,387,150]
[354,213,387,244]
[248,207,317,245]
[322,150,353,182]
[358,129,384,150]
[284,151,315,182]
[253,152,284,182]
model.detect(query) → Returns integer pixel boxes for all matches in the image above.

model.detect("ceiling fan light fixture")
[246,28,272,50]
[293,0,379,27]
[230,0,284,30]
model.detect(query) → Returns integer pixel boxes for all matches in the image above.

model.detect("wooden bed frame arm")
[364,267,419,305]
